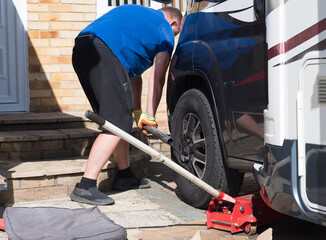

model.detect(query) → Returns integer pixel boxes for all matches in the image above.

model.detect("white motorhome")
[255,0,326,226]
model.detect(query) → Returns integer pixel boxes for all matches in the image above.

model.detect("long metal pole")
[85,110,235,203]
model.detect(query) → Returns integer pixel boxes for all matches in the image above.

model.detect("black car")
[167,0,267,208]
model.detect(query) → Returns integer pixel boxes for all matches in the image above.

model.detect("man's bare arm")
[131,76,142,110]
[146,51,171,117]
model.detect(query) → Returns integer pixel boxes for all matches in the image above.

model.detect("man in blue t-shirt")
[71,5,182,205]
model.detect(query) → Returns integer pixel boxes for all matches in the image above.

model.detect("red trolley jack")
[0,218,4,231]
[206,190,288,235]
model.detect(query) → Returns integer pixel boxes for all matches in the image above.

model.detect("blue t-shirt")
[79,5,175,78]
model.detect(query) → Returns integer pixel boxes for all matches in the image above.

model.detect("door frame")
[0,0,29,112]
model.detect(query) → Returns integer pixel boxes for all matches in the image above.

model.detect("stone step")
[0,112,96,131]
[0,151,150,204]
[0,127,100,161]
[0,111,172,203]
[0,111,172,161]
[0,127,165,162]
[0,112,99,161]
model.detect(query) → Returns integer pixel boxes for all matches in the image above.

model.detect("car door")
[192,0,267,162]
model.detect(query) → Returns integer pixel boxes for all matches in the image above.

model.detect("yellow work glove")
[133,109,142,126]
[138,112,158,134]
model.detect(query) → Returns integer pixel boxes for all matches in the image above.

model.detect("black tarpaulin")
[3,206,126,240]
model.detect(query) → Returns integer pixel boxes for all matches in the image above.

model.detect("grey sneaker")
[70,184,115,205]
[112,176,151,191]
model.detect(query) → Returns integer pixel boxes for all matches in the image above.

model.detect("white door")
[298,56,326,214]
[0,0,28,112]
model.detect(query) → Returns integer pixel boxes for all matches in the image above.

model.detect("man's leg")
[70,132,120,205]
[113,139,130,170]
[83,132,121,179]
[112,138,151,191]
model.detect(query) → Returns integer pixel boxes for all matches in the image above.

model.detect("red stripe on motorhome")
[268,18,326,60]
[233,71,267,87]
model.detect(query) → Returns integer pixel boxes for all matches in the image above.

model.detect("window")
[96,0,163,17]
[107,0,151,7]
[96,0,186,18]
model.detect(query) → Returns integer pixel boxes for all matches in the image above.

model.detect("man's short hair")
[159,6,183,22]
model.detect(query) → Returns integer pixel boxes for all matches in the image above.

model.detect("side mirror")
[152,0,173,3]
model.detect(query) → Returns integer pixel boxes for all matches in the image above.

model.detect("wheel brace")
[85,111,284,235]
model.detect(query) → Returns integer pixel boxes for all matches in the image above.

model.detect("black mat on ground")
[3,206,126,240]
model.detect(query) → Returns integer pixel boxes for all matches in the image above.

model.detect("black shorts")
[72,35,134,133]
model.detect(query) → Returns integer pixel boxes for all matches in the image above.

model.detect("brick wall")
[27,0,169,130]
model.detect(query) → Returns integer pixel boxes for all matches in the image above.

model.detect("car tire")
[171,89,243,209]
